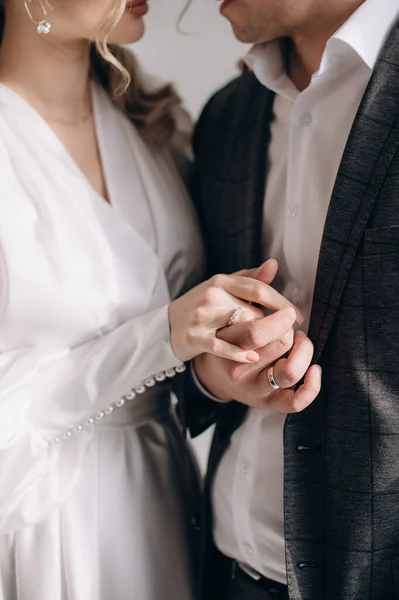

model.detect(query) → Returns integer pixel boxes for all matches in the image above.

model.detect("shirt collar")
[244,41,298,101]
[244,0,399,96]
[328,0,399,71]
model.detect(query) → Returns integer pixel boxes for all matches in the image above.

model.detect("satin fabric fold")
[0,80,203,599]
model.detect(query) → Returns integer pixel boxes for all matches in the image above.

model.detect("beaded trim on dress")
[49,364,186,444]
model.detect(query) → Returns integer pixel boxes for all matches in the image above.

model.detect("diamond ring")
[228,307,243,327]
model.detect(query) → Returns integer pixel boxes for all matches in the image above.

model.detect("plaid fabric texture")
[187,20,399,600]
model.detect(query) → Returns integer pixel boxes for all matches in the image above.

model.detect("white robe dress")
[0,81,204,600]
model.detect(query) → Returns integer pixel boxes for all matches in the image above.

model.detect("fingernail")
[296,310,305,324]
[287,308,297,321]
[246,351,259,363]
[315,365,322,379]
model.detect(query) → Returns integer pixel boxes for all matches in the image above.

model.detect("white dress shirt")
[212,0,399,585]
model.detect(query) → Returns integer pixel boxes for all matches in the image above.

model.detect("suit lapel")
[219,81,276,439]
[229,78,275,270]
[309,22,399,361]
[198,75,275,274]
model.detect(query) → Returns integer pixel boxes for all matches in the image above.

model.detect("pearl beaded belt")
[50,364,186,444]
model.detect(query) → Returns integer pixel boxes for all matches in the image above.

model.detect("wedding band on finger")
[228,306,243,327]
[267,366,281,391]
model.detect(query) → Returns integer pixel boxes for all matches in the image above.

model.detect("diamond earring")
[24,0,51,35]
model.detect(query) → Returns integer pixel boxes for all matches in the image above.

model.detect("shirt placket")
[283,90,314,325]
[230,414,260,568]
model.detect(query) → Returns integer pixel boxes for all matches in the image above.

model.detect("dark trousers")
[210,551,289,600]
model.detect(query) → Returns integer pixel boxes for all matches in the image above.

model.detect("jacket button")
[297,562,319,569]
[192,514,200,532]
[296,444,321,453]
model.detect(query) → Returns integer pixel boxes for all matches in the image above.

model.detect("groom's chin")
[220,6,271,44]
[229,24,260,44]
[226,19,272,45]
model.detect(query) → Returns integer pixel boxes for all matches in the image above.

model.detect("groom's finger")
[218,308,296,350]
[267,330,314,390]
[234,258,278,284]
[252,259,279,285]
[264,365,322,414]
[233,260,303,324]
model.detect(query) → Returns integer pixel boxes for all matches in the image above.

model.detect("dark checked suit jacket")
[181,20,399,600]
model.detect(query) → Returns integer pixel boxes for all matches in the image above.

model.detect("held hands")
[193,260,322,414]
[169,261,302,363]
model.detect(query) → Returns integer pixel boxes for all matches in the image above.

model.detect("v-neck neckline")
[0,80,113,208]
[0,79,161,260]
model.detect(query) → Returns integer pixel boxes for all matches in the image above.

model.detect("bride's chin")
[107,18,145,45]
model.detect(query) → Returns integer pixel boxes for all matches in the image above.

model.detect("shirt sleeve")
[190,361,226,403]
[0,302,182,533]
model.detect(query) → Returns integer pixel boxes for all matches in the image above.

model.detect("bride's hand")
[169,263,302,363]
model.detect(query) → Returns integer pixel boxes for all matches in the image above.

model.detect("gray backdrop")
[134,0,247,117]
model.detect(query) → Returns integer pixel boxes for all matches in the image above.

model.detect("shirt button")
[300,113,313,127]
[241,460,250,474]
[289,204,299,218]
[243,543,253,556]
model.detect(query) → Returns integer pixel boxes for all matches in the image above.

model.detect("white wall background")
[134,0,248,118]
[134,0,247,470]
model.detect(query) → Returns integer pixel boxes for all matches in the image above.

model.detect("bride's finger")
[199,293,264,330]
[204,337,260,364]
[224,301,265,326]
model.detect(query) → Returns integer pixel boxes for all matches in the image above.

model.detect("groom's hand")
[194,324,321,413]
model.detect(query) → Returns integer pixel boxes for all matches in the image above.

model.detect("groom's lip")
[220,0,235,14]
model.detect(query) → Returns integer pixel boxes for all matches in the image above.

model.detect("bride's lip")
[125,0,148,17]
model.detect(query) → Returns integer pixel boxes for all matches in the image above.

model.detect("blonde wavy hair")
[0,0,181,146]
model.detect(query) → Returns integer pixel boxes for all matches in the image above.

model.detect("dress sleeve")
[0,288,182,533]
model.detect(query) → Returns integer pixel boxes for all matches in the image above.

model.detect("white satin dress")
[0,81,204,600]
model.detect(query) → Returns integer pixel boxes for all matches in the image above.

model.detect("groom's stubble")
[219,0,366,44]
